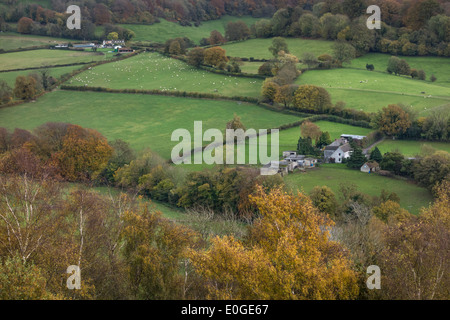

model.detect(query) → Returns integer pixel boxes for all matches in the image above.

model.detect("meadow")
[284,164,433,215]
[349,53,450,87]
[0,49,112,71]
[372,139,450,157]
[0,32,70,51]
[68,52,263,97]
[122,16,261,44]
[296,68,450,115]
[221,37,334,60]
[0,90,301,159]
[0,65,84,87]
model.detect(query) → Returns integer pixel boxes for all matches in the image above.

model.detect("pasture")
[284,164,433,215]
[0,32,70,51]
[373,139,450,157]
[68,52,263,97]
[349,53,450,87]
[221,38,334,59]
[296,68,450,115]
[0,49,112,71]
[0,90,301,159]
[0,65,83,87]
[122,16,260,44]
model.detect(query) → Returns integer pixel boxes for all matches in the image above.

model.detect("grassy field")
[0,65,84,87]
[349,53,450,87]
[122,16,260,44]
[284,164,433,215]
[0,32,70,51]
[221,37,333,59]
[68,52,263,97]
[0,49,113,71]
[296,68,450,115]
[373,139,450,157]
[0,90,301,159]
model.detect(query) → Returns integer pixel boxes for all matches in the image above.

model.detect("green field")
[221,37,334,59]
[349,53,450,87]
[284,164,433,215]
[0,32,70,51]
[0,65,84,87]
[373,139,450,157]
[296,68,450,115]
[0,49,113,71]
[122,16,260,44]
[68,52,263,97]
[0,90,301,159]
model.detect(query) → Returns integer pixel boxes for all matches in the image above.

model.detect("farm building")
[361,161,380,173]
[324,143,353,163]
[118,47,134,53]
[341,134,366,141]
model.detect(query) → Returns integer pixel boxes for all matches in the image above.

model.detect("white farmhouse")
[324,143,353,163]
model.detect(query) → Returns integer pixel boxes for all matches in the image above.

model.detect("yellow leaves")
[190,186,359,300]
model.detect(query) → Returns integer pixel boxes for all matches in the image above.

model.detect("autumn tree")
[187,47,205,67]
[225,21,250,41]
[377,182,449,299]
[413,150,450,191]
[13,75,37,100]
[332,41,356,64]
[121,205,197,299]
[293,85,332,113]
[0,254,57,299]
[209,30,226,45]
[168,40,182,55]
[0,174,64,265]
[387,56,411,76]
[342,0,366,20]
[261,79,279,102]
[204,47,228,69]
[189,187,359,299]
[226,113,246,131]
[300,120,321,142]
[268,37,289,57]
[17,17,33,34]
[310,186,338,218]
[52,124,113,181]
[372,104,412,137]
[274,84,297,107]
[372,200,411,223]
[0,80,13,105]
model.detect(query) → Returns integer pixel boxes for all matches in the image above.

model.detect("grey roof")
[325,145,339,151]
[341,134,366,140]
[339,144,353,153]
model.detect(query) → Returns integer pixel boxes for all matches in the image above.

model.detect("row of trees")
[371,104,449,141]
[0,71,57,105]
[249,1,450,57]
[1,170,448,300]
